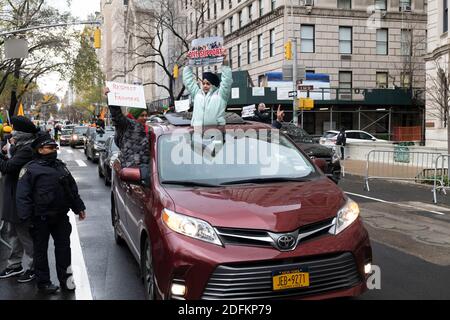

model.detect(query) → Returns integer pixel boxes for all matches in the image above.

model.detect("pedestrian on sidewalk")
[0,116,38,283]
[16,132,86,294]
[336,128,347,160]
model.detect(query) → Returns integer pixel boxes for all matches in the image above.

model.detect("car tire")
[141,238,156,300]
[112,200,125,246]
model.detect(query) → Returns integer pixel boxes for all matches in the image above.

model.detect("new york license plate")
[272,269,310,291]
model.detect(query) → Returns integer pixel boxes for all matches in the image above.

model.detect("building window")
[339,71,352,92]
[339,27,352,54]
[247,39,252,64]
[269,28,275,57]
[259,0,264,16]
[271,0,276,11]
[222,22,225,36]
[375,0,386,10]
[229,17,233,33]
[229,0,232,9]
[258,34,263,60]
[306,70,315,73]
[338,0,351,9]
[190,13,193,34]
[229,47,233,68]
[185,0,187,9]
[214,1,217,18]
[401,29,411,56]
[248,4,253,22]
[445,0,449,33]
[221,0,224,10]
[207,2,210,20]
[258,75,265,87]
[376,28,388,55]
[239,11,243,28]
[401,72,411,88]
[399,0,411,10]
[301,25,314,53]
[237,44,241,67]
[376,72,388,88]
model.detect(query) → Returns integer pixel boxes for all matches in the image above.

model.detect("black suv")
[84,126,114,162]
[98,135,119,185]
[280,123,341,184]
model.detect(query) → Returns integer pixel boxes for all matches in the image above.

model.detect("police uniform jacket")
[16,157,86,221]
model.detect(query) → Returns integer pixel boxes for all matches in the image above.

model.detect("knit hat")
[2,125,12,133]
[202,72,220,87]
[11,116,39,134]
[128,108,147,119]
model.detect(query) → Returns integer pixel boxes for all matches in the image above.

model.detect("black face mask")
[40,151,58,161]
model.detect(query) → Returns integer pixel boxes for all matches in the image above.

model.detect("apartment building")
[425,0,449,148]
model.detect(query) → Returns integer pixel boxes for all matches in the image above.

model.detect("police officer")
[16,132,86,294]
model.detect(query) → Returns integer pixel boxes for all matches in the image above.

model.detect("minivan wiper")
[161,180,220,187]
[220,177,311,185]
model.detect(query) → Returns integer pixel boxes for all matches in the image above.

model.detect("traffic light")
[173,64,179,79]
[284,41,292,60]
[94,28,101,49]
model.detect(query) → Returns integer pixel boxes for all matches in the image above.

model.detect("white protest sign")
[106,81,146,109]
[175,99,190,112]
[241,104,256,118]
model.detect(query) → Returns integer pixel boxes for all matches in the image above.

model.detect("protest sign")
[106,81,146,109]
[188,36,225,67]
[241,105,256,118]
[175,99,190,113]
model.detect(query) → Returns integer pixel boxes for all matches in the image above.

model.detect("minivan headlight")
[329,198,360,235]
[162,209,222,246]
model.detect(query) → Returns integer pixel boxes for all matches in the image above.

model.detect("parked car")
[69,126,88,148]
[59,128,73,146]
[280,123,341,184]
[98,135,119,185]
[85,126,114,162]
[111,113,372,300]
[319,130,388,147]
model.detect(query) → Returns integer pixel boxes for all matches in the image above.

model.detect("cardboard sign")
[241,105,256,118]
[188,36,225,67]
[106,81,146,109]
[175,99,190,113]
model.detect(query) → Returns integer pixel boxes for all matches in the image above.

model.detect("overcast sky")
[38,0,101,98]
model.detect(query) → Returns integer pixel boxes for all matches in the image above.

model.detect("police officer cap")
[11,116,39,134]
[202,72,220,87]
[31,132,58,150]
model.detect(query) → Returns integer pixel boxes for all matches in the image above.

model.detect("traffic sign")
[288,91,298,98]
[298,85,314,91]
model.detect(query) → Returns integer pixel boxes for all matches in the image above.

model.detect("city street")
[1,146,449,300]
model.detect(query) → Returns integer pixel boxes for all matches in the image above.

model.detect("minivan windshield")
[158,129,316,186]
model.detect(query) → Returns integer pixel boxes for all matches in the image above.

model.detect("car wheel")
[141,238,156,300]
[112,201,125,246]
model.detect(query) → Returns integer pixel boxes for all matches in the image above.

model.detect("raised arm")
[182,66,200,98]
[218,66,233,101]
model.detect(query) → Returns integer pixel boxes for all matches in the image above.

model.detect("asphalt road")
[0,147,449,300]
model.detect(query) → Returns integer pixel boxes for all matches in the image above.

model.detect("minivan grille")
[201,252,361,300]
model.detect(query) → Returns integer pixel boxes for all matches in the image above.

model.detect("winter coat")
[108,105,150,168]
[183,66,233,126]
[0,144,33,223]
[252,110,271,124]
[16,157,86,221]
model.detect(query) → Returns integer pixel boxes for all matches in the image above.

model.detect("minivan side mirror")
[120,168,141,184]
[312,158,327,173]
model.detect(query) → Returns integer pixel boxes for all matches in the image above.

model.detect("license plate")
[272,269,310,291]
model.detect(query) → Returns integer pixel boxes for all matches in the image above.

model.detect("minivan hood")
[163,178,345,232]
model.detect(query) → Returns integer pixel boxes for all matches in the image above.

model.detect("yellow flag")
[17,103,25,116]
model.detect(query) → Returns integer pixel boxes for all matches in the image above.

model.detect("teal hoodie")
[183,66,233,126]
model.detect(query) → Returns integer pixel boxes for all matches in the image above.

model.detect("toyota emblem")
[277,235,296,250]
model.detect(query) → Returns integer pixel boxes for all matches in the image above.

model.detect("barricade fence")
[433,154,450,204]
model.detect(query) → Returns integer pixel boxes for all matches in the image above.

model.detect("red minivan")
[111,113,372,300]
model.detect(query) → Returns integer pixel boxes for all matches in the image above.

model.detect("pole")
[293,38,298,126]
[0,21,101,37]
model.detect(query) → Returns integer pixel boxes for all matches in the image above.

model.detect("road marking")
[69,212,93,300]
[78,149,84,153]
[66,149,73,154]
[345,192,445,216]
[75,160,87,167]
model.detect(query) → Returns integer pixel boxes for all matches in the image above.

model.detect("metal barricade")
[432,154,450,204]
[364,150,442,191]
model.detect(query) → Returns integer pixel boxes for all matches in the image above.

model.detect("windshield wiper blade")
[161,180,220,187]
[220,177,311,185]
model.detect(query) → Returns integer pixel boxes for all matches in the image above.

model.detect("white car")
[319,130,388,147]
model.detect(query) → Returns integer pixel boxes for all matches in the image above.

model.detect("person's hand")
[78,211,86,221]
[276,105,284,122]
[103,87,110,97]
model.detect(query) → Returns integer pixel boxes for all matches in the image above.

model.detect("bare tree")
[123,0,210,106]
[426,59,450,153]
